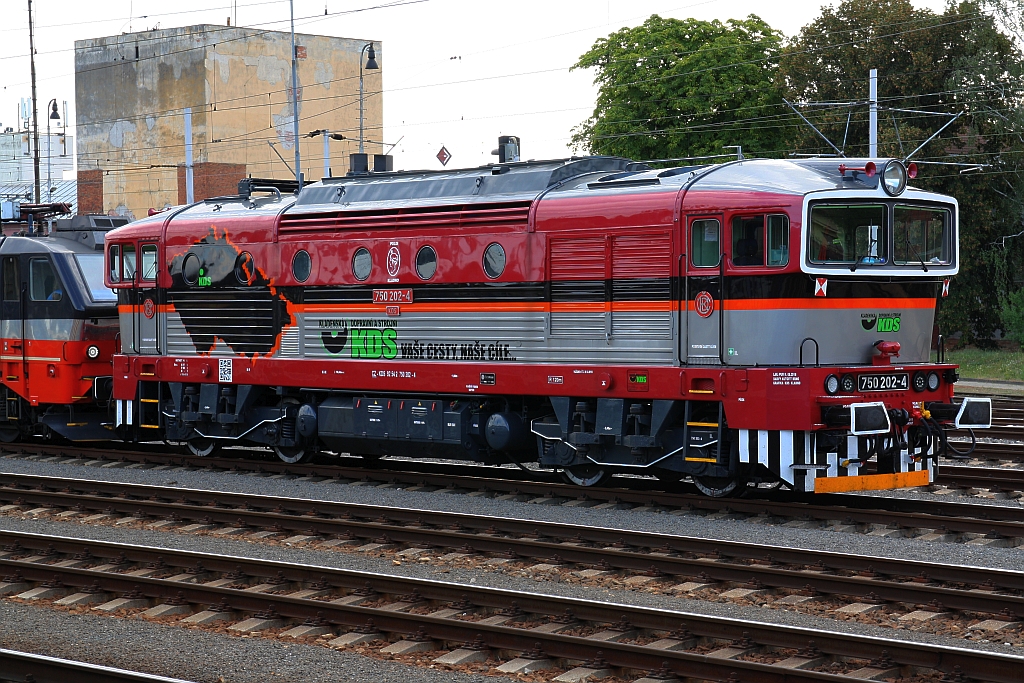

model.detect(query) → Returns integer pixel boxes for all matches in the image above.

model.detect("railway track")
[5,449,1024,537]
[2,472,1024,619]
[0,649,194,683]
[1,528,1020,683]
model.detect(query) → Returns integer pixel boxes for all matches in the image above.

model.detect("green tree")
[570,15,788,160]
[780,0,1024,344]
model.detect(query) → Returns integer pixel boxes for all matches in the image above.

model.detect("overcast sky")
[1,0,950,175]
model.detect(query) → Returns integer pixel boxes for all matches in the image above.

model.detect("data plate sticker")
[858,372,908,392]
[218,358,233,383]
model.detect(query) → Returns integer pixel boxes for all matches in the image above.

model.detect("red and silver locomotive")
[104,151,991,495]
[0,216,125,442]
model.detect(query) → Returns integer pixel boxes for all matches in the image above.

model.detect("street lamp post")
[46,99,60,203]
[359,42,378,155]
[307,130,346,178]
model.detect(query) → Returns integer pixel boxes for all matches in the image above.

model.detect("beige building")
[75,24,382,218]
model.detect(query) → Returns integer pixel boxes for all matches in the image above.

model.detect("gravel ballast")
[0,600,497,683]
[3,453,1024,682]
[1,496,1022,658]
[2,454,1023,571]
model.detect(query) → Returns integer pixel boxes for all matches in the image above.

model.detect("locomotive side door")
[0,256,25,396]
[684,215,724,364]
[135,243,160,355]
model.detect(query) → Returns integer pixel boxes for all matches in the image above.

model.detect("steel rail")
[0,649,195,683]
[7,448,1024,533]
[2,473,1023,616]
[938,465,1024,491]
[1,530,1020,683]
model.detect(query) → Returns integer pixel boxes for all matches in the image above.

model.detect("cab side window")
[29,258,62,302]
[732,216,764,266]
[767,214,789,266]
[108,245,121,283]
[730,214,790,267]
[141,244,158,281]
[690,219,721,267]
[2,257,18,301]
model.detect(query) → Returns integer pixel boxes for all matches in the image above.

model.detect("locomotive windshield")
[893,206,951,265]
[809,202,954,269]
[74,253,117,302]
[809,204,886,264]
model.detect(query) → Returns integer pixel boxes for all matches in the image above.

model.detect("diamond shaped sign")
[436,146,452,166]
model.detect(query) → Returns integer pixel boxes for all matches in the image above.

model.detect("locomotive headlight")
[86,345,100,360]
[881,160,908,196]
[840,374,856,393]
[927,371,941,392]
[912,371,927,392]
[825,374,840,395]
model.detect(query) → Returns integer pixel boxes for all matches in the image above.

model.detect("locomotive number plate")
[373,289,413,304]
[858,372,909,392]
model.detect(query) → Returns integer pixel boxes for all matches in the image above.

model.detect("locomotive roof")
[292,156,640,209]
[104,155,940,237]
[0,231,106,256]
[284,156,907,217]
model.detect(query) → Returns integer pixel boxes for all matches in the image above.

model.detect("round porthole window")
[416,245,437,280]
[483,242,505,279]
[292,250,312,282]
[234,252,255,285]
[352,247,372,281]
[182,253,201,285]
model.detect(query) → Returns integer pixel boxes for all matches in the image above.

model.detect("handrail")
[251,185,283,201]
[718,254,726,364]
[799,337,820,367]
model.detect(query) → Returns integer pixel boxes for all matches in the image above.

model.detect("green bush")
[1004,287,1024,349]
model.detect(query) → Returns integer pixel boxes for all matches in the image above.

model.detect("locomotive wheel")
[0,427,19,443]
[187,438,218,458]
[560,465,611,487]
[692,475,739,497]
[275,445,313,464]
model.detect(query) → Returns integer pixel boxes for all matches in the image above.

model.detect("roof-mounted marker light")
[838,162,876,178]
[907,162,918,179]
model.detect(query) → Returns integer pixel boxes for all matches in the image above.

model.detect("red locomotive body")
[104,156,991,495]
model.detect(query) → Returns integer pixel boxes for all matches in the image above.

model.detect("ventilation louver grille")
[280,202,532,233]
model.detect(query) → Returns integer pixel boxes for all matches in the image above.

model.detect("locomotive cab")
[0,217,124,442]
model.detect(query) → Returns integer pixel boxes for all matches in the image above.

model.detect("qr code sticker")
[218,358,232,383]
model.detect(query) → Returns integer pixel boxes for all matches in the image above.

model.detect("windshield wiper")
[905,237,929,272]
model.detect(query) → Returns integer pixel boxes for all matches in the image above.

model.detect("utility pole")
[184,108,194,203]
[869,69,877,158]
[28,0,40,204]
[289,0,302,189]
